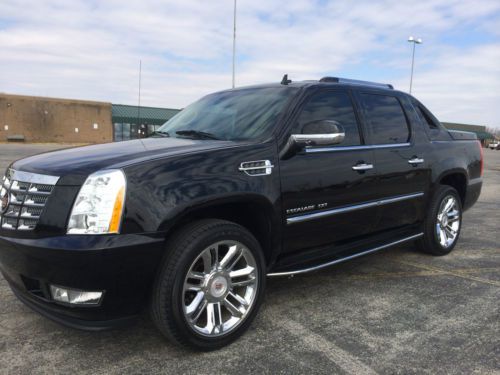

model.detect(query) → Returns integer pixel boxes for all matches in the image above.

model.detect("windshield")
[156,87,296,141]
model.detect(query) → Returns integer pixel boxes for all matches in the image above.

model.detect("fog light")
[50,285,103,305]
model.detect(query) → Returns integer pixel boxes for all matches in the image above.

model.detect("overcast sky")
[1,0,499,127]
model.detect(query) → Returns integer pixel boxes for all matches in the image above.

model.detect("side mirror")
[291,120,345,147]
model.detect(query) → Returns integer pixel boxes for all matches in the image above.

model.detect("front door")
[279,89,379,254]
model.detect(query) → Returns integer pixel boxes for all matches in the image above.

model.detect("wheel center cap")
[209,276,228,298]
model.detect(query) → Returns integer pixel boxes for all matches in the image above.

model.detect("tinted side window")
[415,103,440,130]
[360,94,410,144]
[296,91,361,146]
[415,107,432,128]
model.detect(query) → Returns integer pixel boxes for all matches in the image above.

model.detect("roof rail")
[319,77,394,89]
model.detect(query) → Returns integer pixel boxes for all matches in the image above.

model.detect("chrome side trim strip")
[267,233,424,277]
[287,192,424,225]
[305,143,410,153]
[9,169,60,185]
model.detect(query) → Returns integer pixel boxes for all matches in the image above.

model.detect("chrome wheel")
[182,241,258,337]
[435,195,460,248]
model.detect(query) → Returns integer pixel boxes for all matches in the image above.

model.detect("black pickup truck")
[0,76,483,350]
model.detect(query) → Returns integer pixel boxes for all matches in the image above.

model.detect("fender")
[155,193,282,268]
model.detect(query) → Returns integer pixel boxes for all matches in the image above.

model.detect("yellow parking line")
[343,270,440,280]
[313,267,500,282]
[397,260,500,287]
[460,248,500,254]
[452,267,500,274]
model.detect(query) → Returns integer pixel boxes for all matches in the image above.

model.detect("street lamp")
[232,0,237,89]
[408,36,422,94]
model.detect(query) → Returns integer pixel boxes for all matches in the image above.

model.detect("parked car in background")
[488,141,499,150]
[0,76,483,350]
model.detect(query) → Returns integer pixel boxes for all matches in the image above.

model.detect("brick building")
[0,93,114,143]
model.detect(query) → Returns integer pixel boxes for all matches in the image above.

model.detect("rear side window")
[412,100,441,130]
[416,106,438,129]
[295,91,361,146]
[360,94,410,144]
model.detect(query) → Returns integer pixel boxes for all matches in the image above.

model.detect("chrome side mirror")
[291,120,345,147]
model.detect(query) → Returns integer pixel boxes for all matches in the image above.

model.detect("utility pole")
[408,36,422,94]
[232,0,237,88]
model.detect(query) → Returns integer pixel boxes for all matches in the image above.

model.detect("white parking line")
[277,319,379,375]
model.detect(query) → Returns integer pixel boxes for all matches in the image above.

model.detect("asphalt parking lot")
[0,143,499,375]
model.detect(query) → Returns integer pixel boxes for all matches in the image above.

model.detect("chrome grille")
[1,169,59,231]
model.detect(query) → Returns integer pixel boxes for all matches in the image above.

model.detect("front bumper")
[0,233,165,330]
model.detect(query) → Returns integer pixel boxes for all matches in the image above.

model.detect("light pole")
[137,59,142,127]
[232,0,237,89]
[408,36,422,94]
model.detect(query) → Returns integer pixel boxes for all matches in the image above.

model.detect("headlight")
[67,169,126,234]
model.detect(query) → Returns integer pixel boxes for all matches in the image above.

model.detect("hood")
[11,138,236,185]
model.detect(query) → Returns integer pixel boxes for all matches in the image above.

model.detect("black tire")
[416,185,462,256]
[151,219,266,351]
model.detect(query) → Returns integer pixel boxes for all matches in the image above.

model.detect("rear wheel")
[151,219,266,350]
[417,185,462,256]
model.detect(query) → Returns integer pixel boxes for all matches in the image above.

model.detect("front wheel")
[151,219,266,350]
[416,185,462,256]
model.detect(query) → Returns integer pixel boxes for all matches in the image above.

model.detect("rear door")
[354,90,429,232]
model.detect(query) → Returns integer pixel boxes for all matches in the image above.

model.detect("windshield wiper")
[150,130,170,137]
[175,130,220,140]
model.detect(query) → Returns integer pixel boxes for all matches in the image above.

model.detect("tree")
[486,127,500,138]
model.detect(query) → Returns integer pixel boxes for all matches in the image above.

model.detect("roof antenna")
[281,74,292,85]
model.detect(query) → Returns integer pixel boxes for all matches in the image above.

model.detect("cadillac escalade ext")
[0,76,483,350]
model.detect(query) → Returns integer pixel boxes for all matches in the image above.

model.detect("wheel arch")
[160,195,281,267]
[435,170,467,205]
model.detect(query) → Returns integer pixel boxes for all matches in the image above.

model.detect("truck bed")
[448,130,478,141]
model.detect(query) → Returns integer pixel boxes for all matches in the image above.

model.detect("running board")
[267,233,423,277]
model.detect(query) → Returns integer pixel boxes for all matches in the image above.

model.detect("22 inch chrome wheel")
[417,185,462,256]
[182,241,258,337]
[436,195,461,249]
[151,219,265,350]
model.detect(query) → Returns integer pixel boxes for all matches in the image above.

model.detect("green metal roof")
[442,122,486,132]
[474,131,495,140]
[442,122,494,140]
[112,104,180,126]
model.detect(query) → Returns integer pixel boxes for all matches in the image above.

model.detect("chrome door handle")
[352,163,374,171]
[408,157,424,165]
